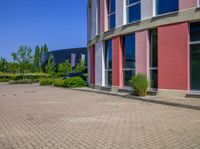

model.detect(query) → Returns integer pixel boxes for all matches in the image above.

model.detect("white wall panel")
[116,0,126,27]
[95,42,105,86]
[141,0,154,20]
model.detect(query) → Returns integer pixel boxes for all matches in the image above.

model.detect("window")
[156,0,179,15]
[190,22,200,90]
[123,34,135,86]
[126,0,141,23]
[149,29,158,89]
[105,40,112,86]
[107,0,115,29]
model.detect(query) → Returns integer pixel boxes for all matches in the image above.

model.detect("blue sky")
[0,0,87,61]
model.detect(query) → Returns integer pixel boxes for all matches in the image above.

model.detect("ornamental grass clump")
[129,73,149,96]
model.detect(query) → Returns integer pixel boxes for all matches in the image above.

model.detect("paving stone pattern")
[0,84,200,149]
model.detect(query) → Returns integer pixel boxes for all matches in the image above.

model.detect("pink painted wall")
[100,0,105,33]
[103,0,108,32]
[90,45,95,85]
[179,0,197,10]
[112,36,123,88]
[135,30,150,79]
[158,22,189,91]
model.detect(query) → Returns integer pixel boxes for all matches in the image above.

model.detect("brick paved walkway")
[0,84,200,149]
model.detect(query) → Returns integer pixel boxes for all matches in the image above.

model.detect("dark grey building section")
[40,47,87,68]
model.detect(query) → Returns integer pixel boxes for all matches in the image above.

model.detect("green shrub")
[9,79,33,84]
[0,78,9,82]
[0,73,49,81]
[64,77,86,88]
[39,78,54,86]
[129,73,149,96]
[53,79,65,87]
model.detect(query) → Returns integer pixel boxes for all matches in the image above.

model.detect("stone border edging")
[71,88,200,111]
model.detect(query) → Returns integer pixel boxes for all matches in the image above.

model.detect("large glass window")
[123,34,135,86]
[105,40,112,86]
[190,22,200,90]
[107,0,115,29]
[126,0,141,23]
[149,29,158,89]
[156,0,179,15]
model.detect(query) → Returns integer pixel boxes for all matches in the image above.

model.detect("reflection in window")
[123,34,135,86]
[107,0,115,29]
[150,29,158,89]
[105,40,112,86]
[156,0,179,15]
[126,0,141,23]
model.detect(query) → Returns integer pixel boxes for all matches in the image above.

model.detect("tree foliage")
[57,60,72,77]
[0,57,8,72]
[45,54,56,76]
[43,44,48,53]
[34,46,40,72]
[11,45,33,77]
[73,59,87,73]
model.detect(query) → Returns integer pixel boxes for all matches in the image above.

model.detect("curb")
[71,88,200,111]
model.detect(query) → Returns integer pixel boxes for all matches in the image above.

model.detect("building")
[40,47,87,68]
[87,0,200,97]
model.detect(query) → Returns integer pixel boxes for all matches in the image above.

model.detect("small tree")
[43,44,48,53]
[73,59,87,73]
[129,73,149,96]
[57,60,72,77]
[7,62,20,73]
[11,45,33,78]
[0,57,8,72]
[34,46,41,72]
[45,54,56,76]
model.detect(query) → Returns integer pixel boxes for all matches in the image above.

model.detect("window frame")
[126,0,141,23]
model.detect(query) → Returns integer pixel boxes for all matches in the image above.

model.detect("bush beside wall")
[64,77,86,88]
[129,73,149,96]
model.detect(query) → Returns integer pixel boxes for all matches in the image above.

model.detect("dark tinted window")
[109,14,116,29]
[123,34,135,68]
[150,29,158,67]
[190,44,200,90]
[127,1,141,23]
[156,0,179,15]
[127,0,140,5]
[105,40,112,69]
[190,22,200,42]
[107,0,115,29]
